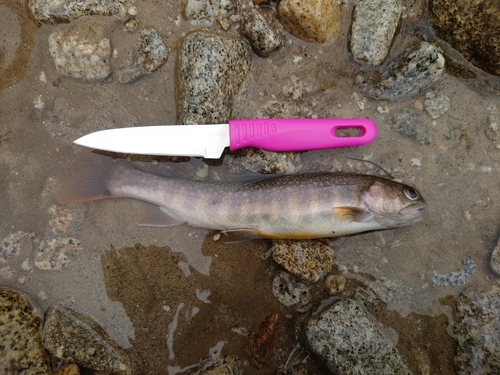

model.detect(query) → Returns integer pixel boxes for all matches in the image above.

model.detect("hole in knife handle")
[333,127,363,138]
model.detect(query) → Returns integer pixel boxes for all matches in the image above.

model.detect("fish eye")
[404,187,419,201]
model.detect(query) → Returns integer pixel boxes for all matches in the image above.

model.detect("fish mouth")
[399,202,426,217]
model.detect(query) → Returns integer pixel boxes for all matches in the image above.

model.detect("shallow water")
[1,0,499,374]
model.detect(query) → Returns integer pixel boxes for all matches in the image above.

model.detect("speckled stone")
[240,9,282,57]
[429,0,500,77]
[48,19,112,82]
[490,237,500,276]
[228,149,302,173]
[432,257,476,287]
[393,108,431,145]
[423,91,450,119]
[28,0,134,23]
[177,32,252,125]
[370,41,445,101]
[324,274,346,295]
[0,287,51,374]
[35,237,82,270]
[185,0,234,26]
[117,28,168,84]
[271,240,335,282]
[1,230,35,262]
[42,300,135,375]
[272,271,312,312]
[350,0,402,65]
[278,0,341,44]
[485,106,500,150]
[303,298,412,375]
[454,289,500,374]
[189,355,244,375]
[56,364,81,375]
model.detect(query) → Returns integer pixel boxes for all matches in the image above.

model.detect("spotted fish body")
[60,154,426,241]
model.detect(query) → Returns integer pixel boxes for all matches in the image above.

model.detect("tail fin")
[58,152,122,204]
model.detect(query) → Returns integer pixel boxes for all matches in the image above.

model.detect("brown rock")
[278,0,341,43]
[429,0,500,77]
[245,313,279,369]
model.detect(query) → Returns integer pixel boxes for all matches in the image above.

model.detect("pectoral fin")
[333,207,371,222]
[218,229,261,243]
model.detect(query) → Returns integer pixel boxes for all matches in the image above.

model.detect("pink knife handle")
[228,118,377,152]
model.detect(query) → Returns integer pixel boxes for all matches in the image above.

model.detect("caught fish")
[59,154,426,242]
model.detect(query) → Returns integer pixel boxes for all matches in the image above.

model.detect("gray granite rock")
[350,0,402,65]
[177,32,252,125]
[184,0,234,27]
[227,148,302,173]
[272,271,312,313]
[454,289,500,374]
[490,237,500,276]
[48,19,112,81]
[271,239,335,282]
[0,286,51,375]
[117,28,168,84]
[42,300,135,375]
[394,108,431,145]
[278,0,341,44]
[35,237,82,271]
[423,91,450,119]
[303,298,412,375]
[370,41,445,101]
[429,0,500,78]
[240,9,282,57]
[1,230,35,262]
[29,0,135,23]
[432,257,476,287]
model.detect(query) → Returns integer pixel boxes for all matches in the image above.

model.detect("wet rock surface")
[278,0,341,43]
[429,0,500,78]
[117,28,168,84]
[29,0,134,23]
[272,271,312,312]
[370,41,445,101]
[177,32,252,124]
[454,289,500,374]
[271,239,335,282]
[350,0,402,65]
[490,238,500,276]
[0,286,51,374]
[48,19,112,81]
[240,8,282,57]
[185,0,235,26]
[245,313,279,369]
[42,300,135,375]
[189,355,244,375]
[303,298,412,375]
[394,108,431,145]
[228,149,302,174]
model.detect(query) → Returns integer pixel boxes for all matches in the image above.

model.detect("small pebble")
[424,91,450,119]
[240,8,282,57]
[272,271,312,312]
[490,237,500,276]
[324,274,346,295]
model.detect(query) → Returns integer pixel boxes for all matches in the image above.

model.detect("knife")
[74,118,377,158]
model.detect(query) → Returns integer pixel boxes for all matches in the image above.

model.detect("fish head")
[362,179,426,228]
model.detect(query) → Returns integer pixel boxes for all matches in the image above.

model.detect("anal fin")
[218,228,261,243]
[138,203,185,227]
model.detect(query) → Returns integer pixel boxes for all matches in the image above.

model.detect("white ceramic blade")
[74,124,231,158]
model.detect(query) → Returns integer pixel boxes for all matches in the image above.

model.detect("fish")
[59,153,426,242]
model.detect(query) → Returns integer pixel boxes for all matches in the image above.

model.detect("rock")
[303,298,412,375]
[272,271,312,312]
[245,313,279,369]
[188,355,244,375]
[485,105,500,150]
[324,274,346,295]
[228,149,302,174]
[117,28,168,84]
[28,0,134,23]
[1,230,35,262]
[55,364,80,375]
[35,237,82,270]
[394,108,431,145]
[240,9,282,57]
[454,289,500,374]
[432,256,476,287]
[423,91,450,119]
[0,286,51,374]
[350,0,402,65]
[278,0,342,44]
[490,237,500,276]
[48,19,112,82]
[177,32,252,125]
[370,41,445,101]
[271,239,335,282]
[429,0,500,77]
[42,300,135,375]
[185,0,235,26]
